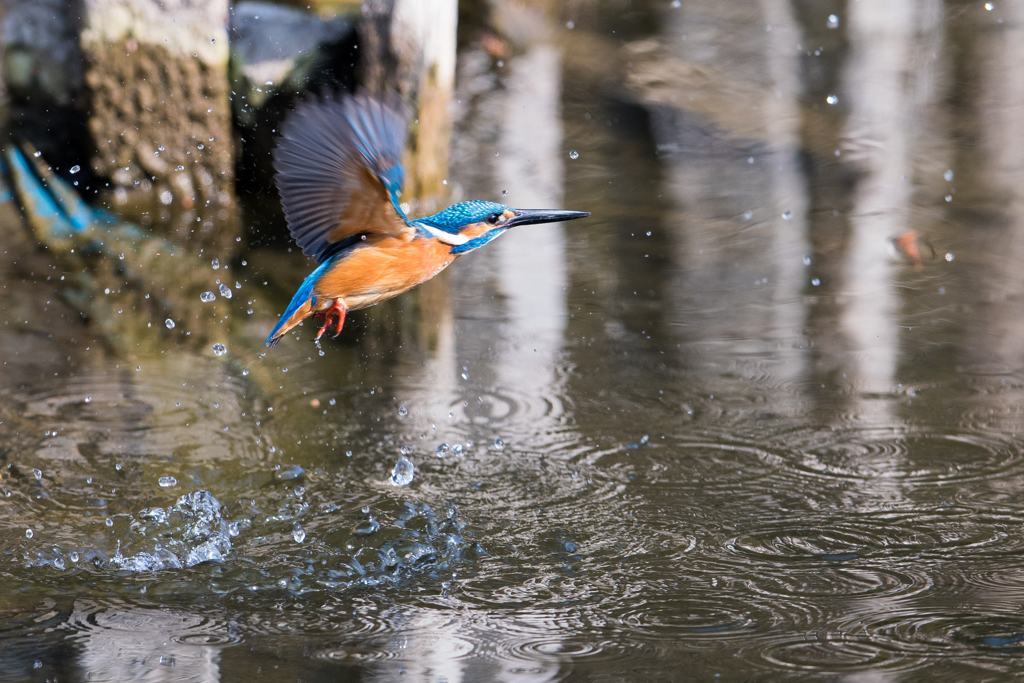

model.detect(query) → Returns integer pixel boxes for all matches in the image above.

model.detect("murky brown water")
[4,1,1024,681]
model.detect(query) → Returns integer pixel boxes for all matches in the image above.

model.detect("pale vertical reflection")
[382,8,568,682]
[840,0,941,415]
[71,604,221,682]
[654,2,808,392]
[976,3,1024,367]
[393,12,566,430]
[758,0,811,380]
[364,610,467,683]
[491,42,567,401]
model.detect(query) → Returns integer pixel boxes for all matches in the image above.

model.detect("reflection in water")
[69,603,223,683]
[491,39,568,410]
[5,1,1024,681]
[840,0,938,409]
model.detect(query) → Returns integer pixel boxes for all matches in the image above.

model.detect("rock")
[228,2,354,115]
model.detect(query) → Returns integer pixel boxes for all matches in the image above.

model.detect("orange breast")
[312,236,456,311]
[459,221,493,240]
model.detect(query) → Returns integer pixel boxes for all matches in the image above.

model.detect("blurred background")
[1,0,1024,680]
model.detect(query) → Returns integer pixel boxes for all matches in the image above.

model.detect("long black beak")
[505,208,590,228]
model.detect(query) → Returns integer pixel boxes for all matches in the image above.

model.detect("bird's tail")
[266,298,315,347]
[266,260,332,347]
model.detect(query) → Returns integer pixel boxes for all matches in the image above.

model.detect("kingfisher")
[265,92,589,347]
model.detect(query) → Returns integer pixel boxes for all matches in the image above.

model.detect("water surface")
[4,1,1024,680]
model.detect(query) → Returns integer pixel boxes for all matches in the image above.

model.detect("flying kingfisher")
[265,92,590,347]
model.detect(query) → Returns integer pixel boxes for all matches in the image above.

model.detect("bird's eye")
[487,213,501,225]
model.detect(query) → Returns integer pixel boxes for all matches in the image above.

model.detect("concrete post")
[355,0,458,353]
[360,0,458,203]
[79,0,234,219]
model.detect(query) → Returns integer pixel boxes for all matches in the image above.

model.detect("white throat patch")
[418,223,469,246]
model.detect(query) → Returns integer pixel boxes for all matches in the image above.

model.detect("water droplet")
[235,281,241,289]
[33,151,41,158]
[985,2,994,9]
[200,291,216,302]
[25,528,33,539]
[54,557,65,570]
[945,194,953,203]
[827,14,839,28]
[461,372,469,380]
[84,396,91,403]
[198,143,205,150]
[165,318,175,329]
[492,438,505,451]
[329,398,336,406]
[105,517,113,527]
[275,465,304,481]
[747,156,755,164]
[70,551,79,563]
[211,258,220,270]
[70,165,81,174]
[436,443,450,457]
[782,210,793,220]
[292,522,306,543]
[32,468,41,480]
[212,343,227,356]
[826,94,838,105]
[218,283,232,299]
[158,476,177,488]
[569,150,579,160]
[945,252,954,262]
[452,444,465,456]
[228,522,240,537]
[345,450,353,457]
[398,406,408,417]
[803,255,812,266]
[811,278,821,286]
[390,457,415,486]
[944,169,954,182]
[743,210,753,221]
[501,190,508,197]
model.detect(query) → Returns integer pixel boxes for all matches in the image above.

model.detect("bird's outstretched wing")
[273,92,410,264]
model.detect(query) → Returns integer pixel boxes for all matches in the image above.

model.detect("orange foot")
[314,300,347,342]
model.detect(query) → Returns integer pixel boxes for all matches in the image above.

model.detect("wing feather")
[273,92,410,263]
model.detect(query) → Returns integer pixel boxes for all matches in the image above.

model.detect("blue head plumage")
[417,201,508,234]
